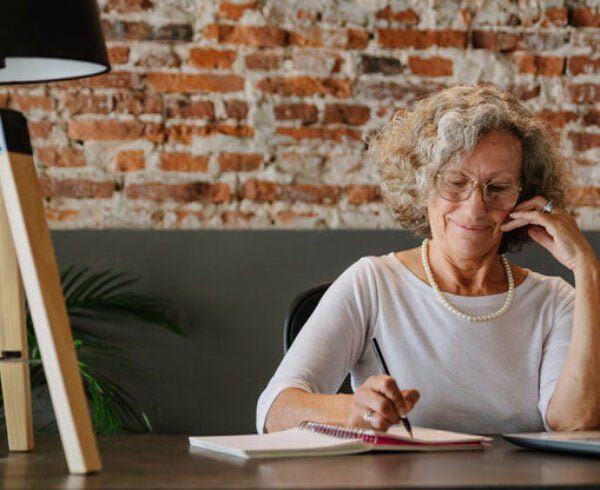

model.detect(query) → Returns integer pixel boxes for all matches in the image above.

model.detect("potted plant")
[0,264,185,435]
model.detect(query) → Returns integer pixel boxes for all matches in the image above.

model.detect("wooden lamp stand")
[0,109,101,474]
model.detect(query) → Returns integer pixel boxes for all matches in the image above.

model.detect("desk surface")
[2,435,600,489]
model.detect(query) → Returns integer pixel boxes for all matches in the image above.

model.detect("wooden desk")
[1,435,600,489]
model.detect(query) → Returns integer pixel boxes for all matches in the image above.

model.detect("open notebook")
[189,421,493,459]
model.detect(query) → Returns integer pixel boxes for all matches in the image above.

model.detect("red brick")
[375,7,419,24]
[107,0,153,12]
[218,1,259,20]
[113,91,163,114]
[102,20,152,41]
[568,56,600,75]
[536,111,578,129]
[166,99,215,119]
[45,208,79,222]
[276,127,362,142]
[257,77,352,98]
[10,95,53,112]
[64,93,111,115]
[160,152,209,172]
[324,104,370,125]
[377,29,467,49]
[290,28,369,49]
[108,45,130,64]
[568,132,600,152]
[346,185,382,204]
[224,100,249,119]
[135,49,181,68]
[204,24,287,47]
[583,110,600,126]
[516,55,565,76]
[408,56,453,77]
[36,147,85,167]
[284,183,340,205]
[571,7,600,27]
[56,71,136,89]
[67,120,163,142]
[39,177,115,199]
[273,211,320,226]
[238,179,278,201]
[125,182,230,203]
[245,50,283,70]
[219,152,262,172]
[166,124,253,144]
[274,104,318,123]
[189,48,236,69]
[567,187,600,206]
[568,84,600,103]
[222,210,255,225]
[239,180,339,204]
[510,83,541,101]
[147,73,244,93]
[173,209,205,224]
[358,81,443,100]
[116,150,145,171]
[347,29,370,49]
[543,7,568,26]
[27,121,53,139]
[472,30,521,51]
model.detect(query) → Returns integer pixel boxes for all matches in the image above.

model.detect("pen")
[370,337,414,439]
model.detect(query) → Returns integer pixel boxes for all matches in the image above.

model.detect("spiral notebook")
[189,421,493,459]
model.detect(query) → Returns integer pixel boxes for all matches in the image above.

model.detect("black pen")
[370,337,414,439]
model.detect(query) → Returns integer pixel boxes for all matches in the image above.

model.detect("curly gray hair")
[368,84,574,253]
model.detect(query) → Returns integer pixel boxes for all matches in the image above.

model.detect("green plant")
[1,264,185,435]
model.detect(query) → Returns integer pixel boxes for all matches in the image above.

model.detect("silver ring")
[542,200,554,214]
[363,409,375,425]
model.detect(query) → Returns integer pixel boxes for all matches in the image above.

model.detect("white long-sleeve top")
[256,252,575,435]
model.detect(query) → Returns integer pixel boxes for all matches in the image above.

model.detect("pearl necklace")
[420,238,514,322]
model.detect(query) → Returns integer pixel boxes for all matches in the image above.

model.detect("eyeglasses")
[435,171,522,211]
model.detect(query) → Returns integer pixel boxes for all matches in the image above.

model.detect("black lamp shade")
[0,0,110,85]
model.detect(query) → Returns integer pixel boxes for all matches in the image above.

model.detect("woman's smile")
[449,218,492,232]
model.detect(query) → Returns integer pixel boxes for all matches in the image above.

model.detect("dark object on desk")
[283,282,353,394]
[503,432,600,457]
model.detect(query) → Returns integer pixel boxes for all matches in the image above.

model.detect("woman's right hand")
[347,375,420,431]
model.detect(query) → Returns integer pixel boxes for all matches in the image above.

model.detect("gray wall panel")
[49,230,599,435]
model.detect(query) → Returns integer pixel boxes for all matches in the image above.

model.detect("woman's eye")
[488,184,510,193]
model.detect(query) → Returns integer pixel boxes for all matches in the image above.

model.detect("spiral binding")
[298,421,378,444]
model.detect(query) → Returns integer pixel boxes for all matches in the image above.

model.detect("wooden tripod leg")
[0,187,34,452]
[0,149,101,474]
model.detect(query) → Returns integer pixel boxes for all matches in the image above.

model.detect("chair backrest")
[283,282,353,394]
[283,282,331,353]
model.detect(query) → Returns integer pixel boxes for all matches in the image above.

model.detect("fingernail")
[509,212,516,217]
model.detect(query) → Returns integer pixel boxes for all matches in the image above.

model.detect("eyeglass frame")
[434,170,523,211]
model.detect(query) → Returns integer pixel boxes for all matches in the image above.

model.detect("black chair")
[283,282,353,394]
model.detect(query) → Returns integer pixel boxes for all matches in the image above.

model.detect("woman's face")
[427,129,522,260]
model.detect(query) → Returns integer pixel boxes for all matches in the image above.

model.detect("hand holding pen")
[370,337,415,438]
[345,337,420,437]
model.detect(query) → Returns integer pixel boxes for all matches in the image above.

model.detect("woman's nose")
[464,183,488,213]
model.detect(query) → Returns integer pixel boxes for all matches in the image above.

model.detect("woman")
[257,84,600,435]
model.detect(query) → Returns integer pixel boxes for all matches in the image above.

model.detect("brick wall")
[1,0,598,229]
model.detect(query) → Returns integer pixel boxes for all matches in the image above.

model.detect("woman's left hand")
[500,196,597,272]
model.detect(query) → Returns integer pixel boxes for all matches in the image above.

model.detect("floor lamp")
[0,0,110,474]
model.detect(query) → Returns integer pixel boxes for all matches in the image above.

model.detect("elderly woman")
[256,84,600,435]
